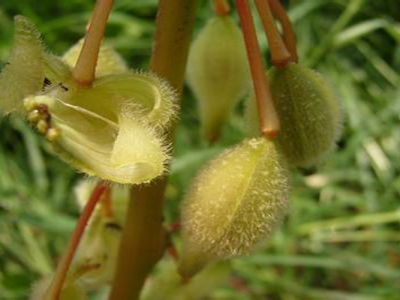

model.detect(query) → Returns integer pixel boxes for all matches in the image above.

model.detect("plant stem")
[213,0,230,16]
[236,0,280,138]
[45,182,108,300]
[268,0,298,63]
[109,1,198,299]
[73,0,114,87]
[254,0,291,67]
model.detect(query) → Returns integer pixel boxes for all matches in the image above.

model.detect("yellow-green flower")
[0,16,177,184]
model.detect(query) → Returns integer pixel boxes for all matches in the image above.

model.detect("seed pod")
[30,276,87,300]
[24,70,177,184]
[187,15,250,142]
[0,16,44,114]
[178,138,289,277]
[246,63,343,167]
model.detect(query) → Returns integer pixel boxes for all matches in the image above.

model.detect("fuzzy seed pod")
[179,138,289,277]
[246,63,343,167]
[187,15,250,142]
[0,16,44,114]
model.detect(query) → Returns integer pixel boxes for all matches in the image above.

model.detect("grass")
[0,0,400,299]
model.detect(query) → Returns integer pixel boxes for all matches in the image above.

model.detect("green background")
[0,0,400,299]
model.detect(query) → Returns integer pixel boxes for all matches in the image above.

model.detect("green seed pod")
[0,16,44,114]
[246,63,343,167]
[178,138,289,277]
[30,276,87,300]
[187,15,250,142]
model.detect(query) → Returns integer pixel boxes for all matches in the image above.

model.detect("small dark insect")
[59,83,69,91]
[42,77,52,90]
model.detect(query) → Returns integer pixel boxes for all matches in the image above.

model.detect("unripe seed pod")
[179,138,289,277]
[187,15,250,142]
[246,63,342,167]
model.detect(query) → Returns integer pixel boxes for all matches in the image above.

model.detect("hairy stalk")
[268,0,298,63]
[45,182,108,300]
[254,0,291,66]
[213,0,230,15]
[109,1,198,299]
[73,0,114,86]
[236,0,280,138]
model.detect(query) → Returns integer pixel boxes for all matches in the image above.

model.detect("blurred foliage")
[0,0,400,299]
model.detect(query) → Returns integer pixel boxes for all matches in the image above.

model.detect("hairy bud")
[246,63,342,167]
[30,276,87,300]
[187,15,250,142]
[179,138,289,277]
[0,16,44,114]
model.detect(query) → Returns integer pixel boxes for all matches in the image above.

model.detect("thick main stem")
[45,182,108,300]
[109,1,198,300]
[73,0,114,86]
[236,0,280,138]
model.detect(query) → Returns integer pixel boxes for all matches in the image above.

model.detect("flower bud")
[246,63,343,167]
[0,16,44,114]
[178,138,289,277]
[72,179,128,289]
[30,276,87,300]
[62,39,128,77]
[142,258,230,300]
[187,15,250,142]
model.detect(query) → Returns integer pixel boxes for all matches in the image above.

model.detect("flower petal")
[0,16,44,114]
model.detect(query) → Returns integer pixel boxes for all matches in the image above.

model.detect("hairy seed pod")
[178,138,289,277]
[187,15,250,142]
[246,63,343,167]
[30,276,87,300]
[0,16,44,114]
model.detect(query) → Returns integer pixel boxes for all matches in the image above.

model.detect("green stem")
[109,1,198,299]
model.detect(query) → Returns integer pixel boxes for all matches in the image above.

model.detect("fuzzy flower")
[0,16,177,184]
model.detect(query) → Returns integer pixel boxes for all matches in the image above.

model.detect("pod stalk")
[73,0,114,87]
[235,0,280,138]
[45,182,109,300]
[213,0,230,16]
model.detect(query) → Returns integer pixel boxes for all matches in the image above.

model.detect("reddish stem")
[213,0,230,16]
[101,185,113,218]
[268,0,298,62]
[235,0,280,138]
[45,182,108,300]
[254,0,291,67]
[73,0,114,87]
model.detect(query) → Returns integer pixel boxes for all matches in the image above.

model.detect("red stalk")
[235,0,280,138]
